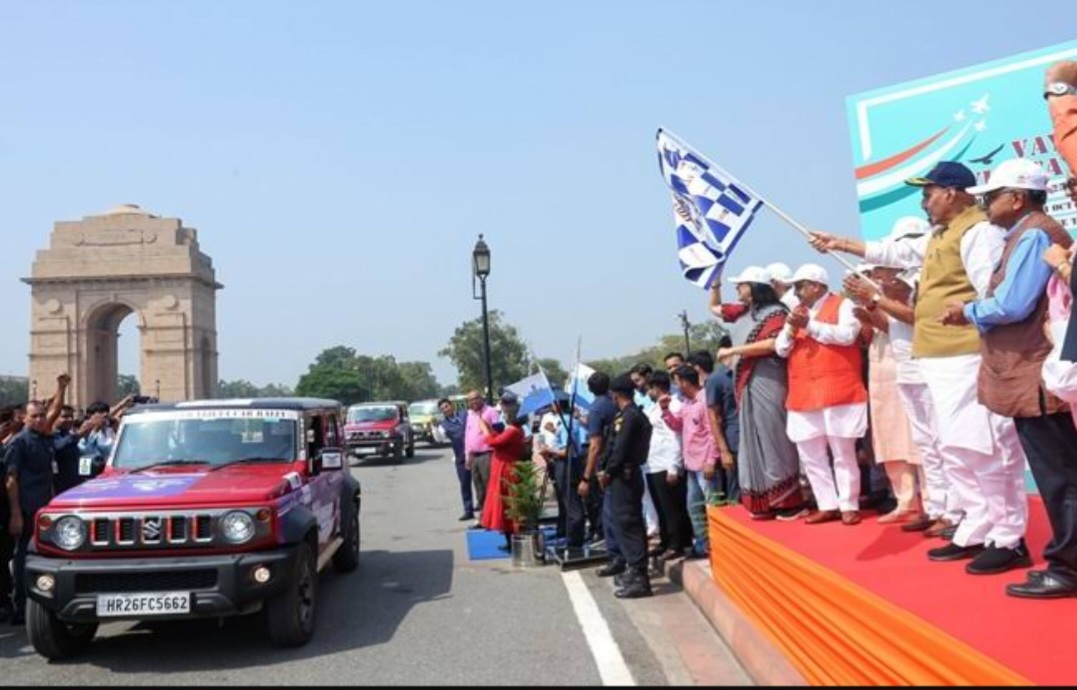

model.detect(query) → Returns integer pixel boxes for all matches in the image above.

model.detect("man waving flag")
[657,129,765,289]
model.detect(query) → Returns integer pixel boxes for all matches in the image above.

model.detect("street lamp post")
[472,235,493,403]
[678,310,691,355]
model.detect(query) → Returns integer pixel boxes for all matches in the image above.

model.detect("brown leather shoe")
[900,514,935,532]
[925,518,955,538]
[841,510,862,526]
[805,510,841,525]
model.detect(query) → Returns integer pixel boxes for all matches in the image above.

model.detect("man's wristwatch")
[1045,82,1077,99]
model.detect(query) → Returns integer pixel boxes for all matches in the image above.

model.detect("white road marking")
[561,570,636,686]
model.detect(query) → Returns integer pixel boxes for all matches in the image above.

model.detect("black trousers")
[584,476,604,541]
[646,471,693,552]
[12,512,31,615]
[0,519,13,606]
[1015,413,1077,584]
[608,468,647,571]
[550,458,586,547]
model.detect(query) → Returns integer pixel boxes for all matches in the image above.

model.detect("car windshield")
[409,402,438,417]
[112,410,298,470]
[347,406,397,423]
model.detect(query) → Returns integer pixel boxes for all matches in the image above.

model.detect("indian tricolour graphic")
[847,39,1077,240]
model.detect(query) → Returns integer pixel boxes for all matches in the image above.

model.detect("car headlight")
[53,516,87,551]
[220,511,256,544]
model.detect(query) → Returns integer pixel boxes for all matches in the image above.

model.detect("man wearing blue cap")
[811,162,1028,575]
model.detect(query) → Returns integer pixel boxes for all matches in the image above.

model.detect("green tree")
[534,357,568,390]
[0,377,28,407]
[397,361,440,401]
[217,379,294,398]
[117,374,141,398]
[295,365,369,405]
[439,311,529,397]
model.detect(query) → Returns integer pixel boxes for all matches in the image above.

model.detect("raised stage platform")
[703,499,1077,686]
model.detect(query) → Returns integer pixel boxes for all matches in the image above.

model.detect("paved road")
[0,447,749,685]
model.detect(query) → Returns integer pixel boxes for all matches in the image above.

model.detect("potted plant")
[504,459,545,567]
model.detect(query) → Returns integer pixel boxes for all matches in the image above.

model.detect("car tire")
[405,437,415,458]
[26,599,98,660]
[266,541,317,647]
[393,444,404,463]
[333,498,361,573]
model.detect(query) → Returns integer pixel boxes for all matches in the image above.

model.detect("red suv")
[24,397,361,659]
[343,401,415,462]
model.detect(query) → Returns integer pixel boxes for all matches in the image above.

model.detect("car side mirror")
[319,448,344,471]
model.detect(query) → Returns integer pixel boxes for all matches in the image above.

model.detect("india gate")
[24,204,221,408]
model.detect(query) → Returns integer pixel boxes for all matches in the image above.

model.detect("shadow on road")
[350,447,448,468]
[3,547,454,671]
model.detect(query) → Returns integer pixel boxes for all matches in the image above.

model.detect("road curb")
[664,558,807,687]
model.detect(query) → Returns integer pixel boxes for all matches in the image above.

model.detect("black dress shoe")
[928,542,984,562]
[459,513,475,522]
[965,541,1032,575]
[614,581,653,599]
[1006,573,1077,599]
[939,525,958,541]
[596,560,627,578]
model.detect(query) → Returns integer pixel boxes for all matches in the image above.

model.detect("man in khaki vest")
[810,162,1027,573]
[940,159,1077,596]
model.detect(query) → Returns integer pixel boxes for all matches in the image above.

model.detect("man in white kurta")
[810,161,1027,563]
[775,264,868,525]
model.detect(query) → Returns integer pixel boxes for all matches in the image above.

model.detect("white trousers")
[642,478,659,537]
[896,381,956,522]
[796,435,861,512]
[917,356,1028,549]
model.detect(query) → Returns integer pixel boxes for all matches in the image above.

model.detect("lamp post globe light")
[472,235,493,403]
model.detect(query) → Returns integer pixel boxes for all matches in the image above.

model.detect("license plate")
[96,591,191,617]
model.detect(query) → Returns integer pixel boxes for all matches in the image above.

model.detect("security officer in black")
[598,375,653,599]
[5,400,57,625]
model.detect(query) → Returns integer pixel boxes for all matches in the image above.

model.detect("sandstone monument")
[24,204,222,407]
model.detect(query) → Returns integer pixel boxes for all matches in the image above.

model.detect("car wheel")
[393,443,404,463]
[333,498,361,573]
[405,437,415,458]
[26,599,98,660]
[266,541,317,647]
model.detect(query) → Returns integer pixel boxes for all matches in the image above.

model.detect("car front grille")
[87,513,218,550]
[75,569,218,594]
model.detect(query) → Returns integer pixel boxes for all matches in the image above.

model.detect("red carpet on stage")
[709,498,1077,685]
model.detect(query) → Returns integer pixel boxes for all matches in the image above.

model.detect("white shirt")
[643,397,683,475]
[775,292,860,358]
[863,220,1005,300]
[888,314,922,385]
[780,290,800,310]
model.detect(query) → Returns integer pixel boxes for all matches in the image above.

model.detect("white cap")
[855,262,876,274]
[967,158,1049,195]
[885,216,931,243]
[766,262,794,285]
[791,263,829,286]
[726,265,771,285]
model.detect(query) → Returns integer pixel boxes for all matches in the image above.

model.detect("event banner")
[847,40,1077,240]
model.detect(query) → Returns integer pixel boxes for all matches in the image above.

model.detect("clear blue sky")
[1,2,1072,390]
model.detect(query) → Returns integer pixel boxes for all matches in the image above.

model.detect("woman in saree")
[710,266,805,520]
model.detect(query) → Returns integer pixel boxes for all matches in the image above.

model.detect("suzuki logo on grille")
[142,517,163,541]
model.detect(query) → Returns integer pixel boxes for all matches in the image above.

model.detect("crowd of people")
[1,374,132,625]
[440,60,1077,603]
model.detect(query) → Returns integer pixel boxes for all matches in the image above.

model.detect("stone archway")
[24,204,223,408]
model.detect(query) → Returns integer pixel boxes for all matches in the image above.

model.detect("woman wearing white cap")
[775,263,868,525]
[709,267,805,520]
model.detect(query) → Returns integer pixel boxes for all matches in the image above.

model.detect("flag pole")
[658,128,872,281]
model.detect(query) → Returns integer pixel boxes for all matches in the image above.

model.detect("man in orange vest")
[775,264,868,526]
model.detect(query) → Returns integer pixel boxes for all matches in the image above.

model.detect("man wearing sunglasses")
[940,159,1077,597]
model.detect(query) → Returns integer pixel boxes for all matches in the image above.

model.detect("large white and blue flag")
[656,130,765,289]
[503,370,557,419]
